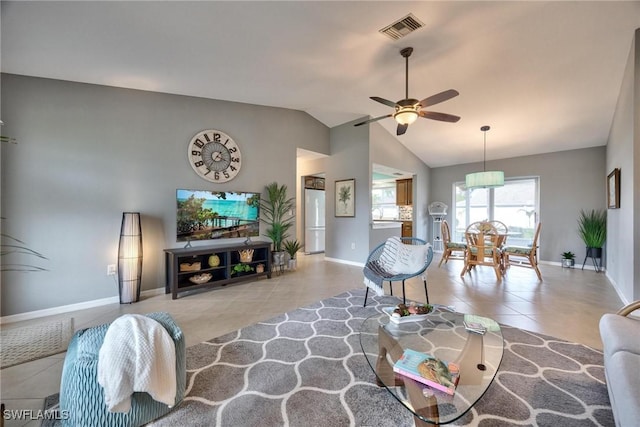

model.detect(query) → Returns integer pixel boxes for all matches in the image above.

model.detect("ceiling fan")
[354,47,461,136]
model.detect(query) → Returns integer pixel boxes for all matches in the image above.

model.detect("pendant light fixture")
[465,125,504,189]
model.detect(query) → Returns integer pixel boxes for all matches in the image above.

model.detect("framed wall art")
[335,179,355,217]
[607,168,620,209]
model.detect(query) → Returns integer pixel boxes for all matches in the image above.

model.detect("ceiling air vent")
[379,13,424,40]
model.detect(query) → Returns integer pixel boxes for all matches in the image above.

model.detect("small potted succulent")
[283,239,302,270]
[561,251,575,268]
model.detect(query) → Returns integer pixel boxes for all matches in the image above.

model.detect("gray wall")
[606,29,640,302]
[1,74,329,316]
[430,147,606,264]
[325,120,371,263]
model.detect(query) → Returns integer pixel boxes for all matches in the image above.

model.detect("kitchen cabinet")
[401,221,413,238]
[396,179,413,206]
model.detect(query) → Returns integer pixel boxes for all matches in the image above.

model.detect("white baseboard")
[0,287,166,324]
[539,259,604,272]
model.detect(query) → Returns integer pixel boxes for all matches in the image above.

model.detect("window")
[372,182,399,220]
[453,178,539,246]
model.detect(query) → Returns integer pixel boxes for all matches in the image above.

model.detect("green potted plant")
[284,239,302,270]
[260,182,295,267]
[232,263,254,276]
[577,209,606,261]
[561,251,575,268]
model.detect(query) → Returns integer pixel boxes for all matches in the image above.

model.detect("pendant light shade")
[465,126,504,189]
[465,170,505,188]
[118,212,142,304]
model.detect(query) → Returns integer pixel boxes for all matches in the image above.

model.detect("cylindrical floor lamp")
[118,212,142,304]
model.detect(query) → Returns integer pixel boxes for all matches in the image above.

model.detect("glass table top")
[359,306,504,425]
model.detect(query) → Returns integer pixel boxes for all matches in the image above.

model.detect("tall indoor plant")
[260,182,295,266]
[577,209,606,260]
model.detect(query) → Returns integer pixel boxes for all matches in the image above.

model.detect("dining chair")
[460,221,503,281]
[487,220,509,247]
[502,222,542,280]
[438,220,466,267]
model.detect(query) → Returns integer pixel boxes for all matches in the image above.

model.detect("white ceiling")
[2,1,639,167]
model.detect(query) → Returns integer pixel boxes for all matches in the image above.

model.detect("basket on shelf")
[238,249,254,263]
[180,262,201,272]
[189,273,212,284]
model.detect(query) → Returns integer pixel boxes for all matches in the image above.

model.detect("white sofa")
[599,300,640,427]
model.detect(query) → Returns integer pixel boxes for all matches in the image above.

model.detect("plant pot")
[273,251,286,267]
[561,258,575,268]
[256,264,265,273]
[586,247,603,259]
[288,259,297,270]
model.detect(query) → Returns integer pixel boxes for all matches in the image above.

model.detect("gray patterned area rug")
[43,290,612,426]
[148,289,612,427]
[1,317,74,369]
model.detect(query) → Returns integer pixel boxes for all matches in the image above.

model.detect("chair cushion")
[503,246,532,255]
[378,236,401,272]
[600,314,640,358]
[605,351,640,427]
[446,242,466,249]
[391,242,430,274]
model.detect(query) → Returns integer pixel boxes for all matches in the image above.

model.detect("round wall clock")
[187,129,242,183]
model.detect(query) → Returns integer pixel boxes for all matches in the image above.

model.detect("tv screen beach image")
[177,190,260,242]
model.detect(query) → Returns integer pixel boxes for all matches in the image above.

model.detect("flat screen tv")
[177,189,260,242]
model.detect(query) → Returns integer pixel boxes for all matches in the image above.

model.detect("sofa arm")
[617,300,640,317]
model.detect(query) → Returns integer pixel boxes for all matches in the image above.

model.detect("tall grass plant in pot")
[577,209,606,261]
[260,182,295,267]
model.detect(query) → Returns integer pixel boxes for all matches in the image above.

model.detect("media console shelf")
[164,241,272,299]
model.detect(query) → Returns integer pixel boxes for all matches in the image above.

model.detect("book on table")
[392,349,460,395]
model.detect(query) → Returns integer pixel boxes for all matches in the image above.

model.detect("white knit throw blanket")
[97,314,177,413]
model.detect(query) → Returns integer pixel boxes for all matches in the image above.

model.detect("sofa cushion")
[604,350,640,427]
[599,314,640,358]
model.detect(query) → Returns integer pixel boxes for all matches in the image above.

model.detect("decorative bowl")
[189,273,212,284]
[180,262,201,272]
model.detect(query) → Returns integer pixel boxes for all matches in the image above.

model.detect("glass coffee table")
[359,306,504,425]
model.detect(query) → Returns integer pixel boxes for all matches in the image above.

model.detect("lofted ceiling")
[2,1,639,167]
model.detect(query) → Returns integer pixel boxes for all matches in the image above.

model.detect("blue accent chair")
[363,237,433,307]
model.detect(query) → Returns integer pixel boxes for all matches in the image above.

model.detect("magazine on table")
[393,349,460,395]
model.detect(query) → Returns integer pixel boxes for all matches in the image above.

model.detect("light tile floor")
[0,253,624,426]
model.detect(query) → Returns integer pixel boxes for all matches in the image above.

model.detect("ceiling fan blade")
[418,89,459,108]
[397,123,409,136]
[370,96,398,108]
[354,114,392,127]
[419,110,461,123]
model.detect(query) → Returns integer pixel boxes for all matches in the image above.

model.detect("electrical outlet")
[107,264,117,276]
[351,242,355,250]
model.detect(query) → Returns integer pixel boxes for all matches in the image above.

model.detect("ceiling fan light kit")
[354,47,460,136]
[465,125,505,189]
[394,107,419,125]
